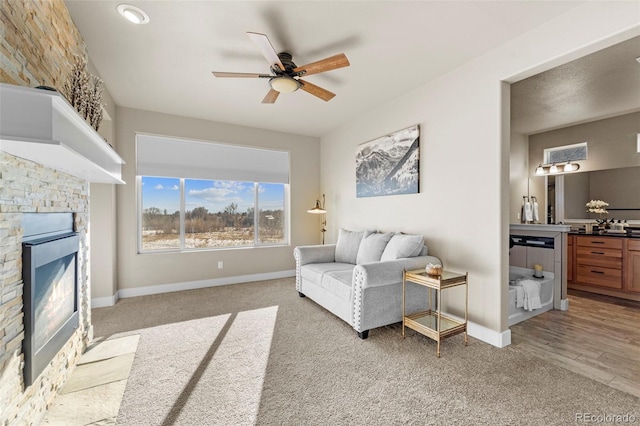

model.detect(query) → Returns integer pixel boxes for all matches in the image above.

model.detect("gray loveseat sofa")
[294,229,442,339]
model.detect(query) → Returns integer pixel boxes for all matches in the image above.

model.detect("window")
[545,142,588,164]
[141,177,181,251]
[136,135,289,253]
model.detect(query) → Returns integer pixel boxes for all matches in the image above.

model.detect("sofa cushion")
[321,270,353,301]
[380,234,425,261]
[335,228,366,264]
[301,262,355,286]
[356,232,394,264]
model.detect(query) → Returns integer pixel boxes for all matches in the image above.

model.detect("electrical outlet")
[218,261,223,269]
[517,212,521,220]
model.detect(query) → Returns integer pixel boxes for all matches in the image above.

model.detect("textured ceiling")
[511,36,640,135]
[64,0,585,137]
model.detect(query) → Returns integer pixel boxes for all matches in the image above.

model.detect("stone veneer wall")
[0,1,93,424]
[0,154,91,425]
[0,0,87,87]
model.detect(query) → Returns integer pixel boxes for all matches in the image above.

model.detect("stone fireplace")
[0,85,123,424]
[0,152,91,424]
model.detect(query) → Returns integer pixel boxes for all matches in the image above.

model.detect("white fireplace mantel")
[0,84,125,184]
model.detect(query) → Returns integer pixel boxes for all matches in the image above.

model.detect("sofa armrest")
[354,255,442,289]
[294,244,337,292]
[294,244,336,266]
[350,255,442,332]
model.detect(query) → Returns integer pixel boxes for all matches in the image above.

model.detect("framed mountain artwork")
[356,125,420,198]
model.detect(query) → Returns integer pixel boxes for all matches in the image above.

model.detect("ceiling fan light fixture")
[117,4,150,24]
[270,76,300,93]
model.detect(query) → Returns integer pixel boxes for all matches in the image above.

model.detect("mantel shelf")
[0,83,125,184]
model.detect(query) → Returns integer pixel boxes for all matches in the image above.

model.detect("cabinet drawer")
[628,240,640,251]
[576,246,622,269]
[576,236,622,249]
[576,265,622,289]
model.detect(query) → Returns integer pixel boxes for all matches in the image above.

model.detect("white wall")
[320,2,640,346]
[115,107,320,294]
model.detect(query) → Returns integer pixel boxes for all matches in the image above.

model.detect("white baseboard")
[92,270,296,305]
[91,293,120,309]
[468,321,511,348]
[444,312,511,348]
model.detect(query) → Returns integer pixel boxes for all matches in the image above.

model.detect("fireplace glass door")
[22,232,79,386]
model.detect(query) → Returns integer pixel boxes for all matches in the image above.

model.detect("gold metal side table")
[402,269,468,357]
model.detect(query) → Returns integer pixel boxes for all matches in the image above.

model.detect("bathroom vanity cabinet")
[575,236,623,289]
[569,234,640,301]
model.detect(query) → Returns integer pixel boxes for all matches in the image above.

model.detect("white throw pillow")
[380,234,425,261]
[356,232,394,264]
[335,229,366,264]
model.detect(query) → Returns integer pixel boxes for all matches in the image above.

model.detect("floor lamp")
[307,194,327,244]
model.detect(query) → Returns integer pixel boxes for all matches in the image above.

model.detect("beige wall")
[115,107,320,291]
[320,3,639,344]
[88,60,119,302]
[528,111,640,223]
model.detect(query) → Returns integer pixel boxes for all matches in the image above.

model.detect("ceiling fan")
[212,32,350,104]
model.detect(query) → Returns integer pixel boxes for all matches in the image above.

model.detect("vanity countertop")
[510,224,572,232]
[569,230,640,238]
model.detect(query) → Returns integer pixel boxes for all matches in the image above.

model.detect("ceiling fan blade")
[247,32,284,71]
[212,71,271,78]
[262,89,280,104]
[298,79,336,102]
[293,53,350,77]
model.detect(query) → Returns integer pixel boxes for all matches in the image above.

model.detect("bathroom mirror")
[559,166,640,221]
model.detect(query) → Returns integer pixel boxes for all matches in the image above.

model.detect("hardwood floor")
[510,290,640,399]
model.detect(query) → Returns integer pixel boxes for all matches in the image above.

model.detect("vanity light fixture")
[534,161,580,175]
[117,4,150,24]
[564,161,578,172]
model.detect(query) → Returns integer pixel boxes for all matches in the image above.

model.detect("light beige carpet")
[91,278,639,425]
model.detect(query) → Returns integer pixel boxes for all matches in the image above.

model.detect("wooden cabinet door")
[625,241,640,293]
[567,235,574,282]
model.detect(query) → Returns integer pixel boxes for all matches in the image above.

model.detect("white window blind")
[136,134,290,184]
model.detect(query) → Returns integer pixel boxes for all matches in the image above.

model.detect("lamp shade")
[307,199,326,214]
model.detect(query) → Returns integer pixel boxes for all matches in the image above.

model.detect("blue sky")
[141,177,284,214]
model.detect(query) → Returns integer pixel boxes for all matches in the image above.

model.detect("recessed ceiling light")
[117,4,150,24]
[636,56,640,64]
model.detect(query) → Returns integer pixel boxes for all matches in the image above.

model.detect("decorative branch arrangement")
[62,55,105,131]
